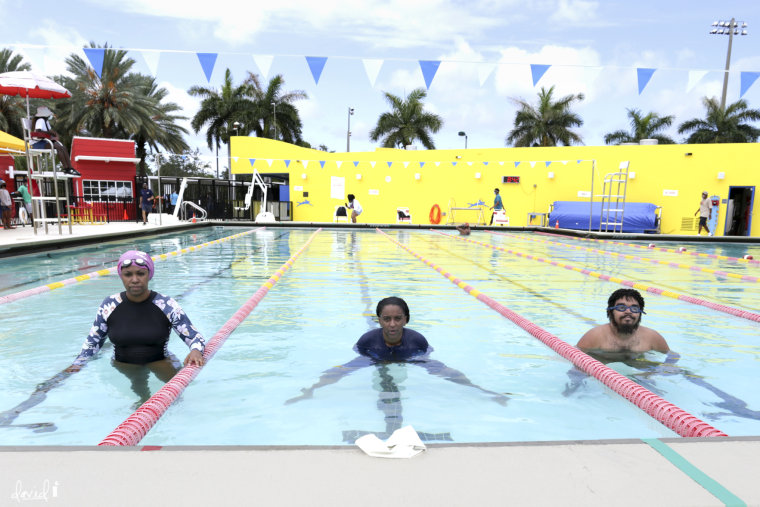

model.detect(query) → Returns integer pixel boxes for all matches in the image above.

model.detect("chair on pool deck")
[493,209,509,226]
[396,207,412,224]
[334,205,349,223]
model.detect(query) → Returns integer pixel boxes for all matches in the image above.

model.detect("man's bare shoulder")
[637,325,669,352]
[577,324,609,350]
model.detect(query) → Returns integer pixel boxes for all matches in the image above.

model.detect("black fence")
[23,176,291,224]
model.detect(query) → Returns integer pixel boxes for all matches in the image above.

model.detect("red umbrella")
[0,71,71,117]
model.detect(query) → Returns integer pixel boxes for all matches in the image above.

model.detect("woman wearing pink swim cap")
[69,250,205,405]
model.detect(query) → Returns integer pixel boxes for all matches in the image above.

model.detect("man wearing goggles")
[576,288,669,360]
[68,250,205,404]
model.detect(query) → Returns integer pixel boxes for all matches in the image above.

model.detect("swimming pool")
[1,227,758,446]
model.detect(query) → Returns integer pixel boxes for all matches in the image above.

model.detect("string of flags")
[13,44,760,97]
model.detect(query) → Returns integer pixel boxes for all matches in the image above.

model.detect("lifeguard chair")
[396,207,412,224]
[493,209,509,226]
[334,205,349,223]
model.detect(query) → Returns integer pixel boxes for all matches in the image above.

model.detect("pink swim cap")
[117,250,155,279]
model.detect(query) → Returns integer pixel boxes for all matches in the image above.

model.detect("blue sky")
[2,0,759,168]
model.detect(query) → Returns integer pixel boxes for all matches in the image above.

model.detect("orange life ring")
[429,204,442,224]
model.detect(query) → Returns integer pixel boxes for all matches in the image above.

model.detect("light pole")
[458,131,468,149]
[347,107,354,152]
[710,18,748,110]
[229,121,241,182]
[271,102,277,140]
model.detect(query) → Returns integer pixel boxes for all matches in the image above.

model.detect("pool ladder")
[597,161,629,233]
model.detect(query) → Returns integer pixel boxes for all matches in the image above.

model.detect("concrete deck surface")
[1,220,758,506]
[2,438,758,506]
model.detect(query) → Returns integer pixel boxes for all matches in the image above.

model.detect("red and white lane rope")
[490,230,760,283]
[440,231,760,323]
[0,227,264,306]
[99,228,322,446]
[378,229,726,437]
[536,230,760,266]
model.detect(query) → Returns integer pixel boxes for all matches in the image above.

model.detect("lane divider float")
[436,230,760,323]
[378,229,726,438]
[536,230,760,266]
[99,228,322,446]
[0,227,264,306]
[490,230,760,283]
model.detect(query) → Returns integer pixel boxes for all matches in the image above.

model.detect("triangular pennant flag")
[319,160,326,168]
[545,161,552,167]
[434,162,440,167]
[467,162,473,166]
[302,160,309,169]
[83,48,105,79]
[141,51,161,76]
[498,161,504,166]
[637,67,656,95]
[249,158,256,166]
[483,161,489,166]
[686,70,709,92]
[266,159,273,167]
[477,63,496,86]
[306,56,328,84]
[197,53,218,83]
[233,157,239,162]
[577,160,582,164]
[452,162,458,166]
[561,161,568,165]
[387,161,393,168]
[370,161,376,168]
[284,160,291,167]
[403,162,410,168]
[419,60,441,90]
[530,64,551,86]
[420,162,425,168]
[253,55,274,79]
[181,155,188,161]
[362,58,384,87]
[740,72,760,98]
[529,161,536,168]
[514,161,520,168]
[353,161,360,167]
[336,161,343,168]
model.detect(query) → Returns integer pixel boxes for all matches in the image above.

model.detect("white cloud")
[549,0,600,25]
[80,0,509,48]
[25,20,88,77]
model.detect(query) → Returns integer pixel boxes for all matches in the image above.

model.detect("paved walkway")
[1,218,758,506]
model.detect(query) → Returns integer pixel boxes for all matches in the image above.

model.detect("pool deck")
[1,219,759,506]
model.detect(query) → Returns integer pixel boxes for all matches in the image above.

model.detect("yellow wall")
[231,137,759,236]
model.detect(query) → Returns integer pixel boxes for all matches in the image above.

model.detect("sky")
[2,0,759,170]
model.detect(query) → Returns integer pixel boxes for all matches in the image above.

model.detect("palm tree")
[53,43,157,143]
[243,73,307,144]
[506,86,585,147]
[189,68,255,176]
[0,48,32,138]
[677,97,760,143]
[604,109,676,145]
[369,88,443,149]
[131,75,189,175]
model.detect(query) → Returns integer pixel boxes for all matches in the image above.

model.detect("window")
[82,180,133,201]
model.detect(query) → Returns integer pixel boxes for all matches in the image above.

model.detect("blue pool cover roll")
[548,201,658,233]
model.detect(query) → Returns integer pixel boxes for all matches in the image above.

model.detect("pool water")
[0,227,758,446]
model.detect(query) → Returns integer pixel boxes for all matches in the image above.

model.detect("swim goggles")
[120,258,149,268]
[607,304,646,314]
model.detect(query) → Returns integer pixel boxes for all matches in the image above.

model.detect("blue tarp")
[547,201,658,233]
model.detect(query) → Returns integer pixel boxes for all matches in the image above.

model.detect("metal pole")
[588,160,595,232]
[157,153,162,226]
[347,107,354,152]
[720,18,735,110]
[272,102,277,140]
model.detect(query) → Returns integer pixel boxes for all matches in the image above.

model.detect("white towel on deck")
[355,425,426,459]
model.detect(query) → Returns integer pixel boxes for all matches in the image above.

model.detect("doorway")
[724,186,754,236]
